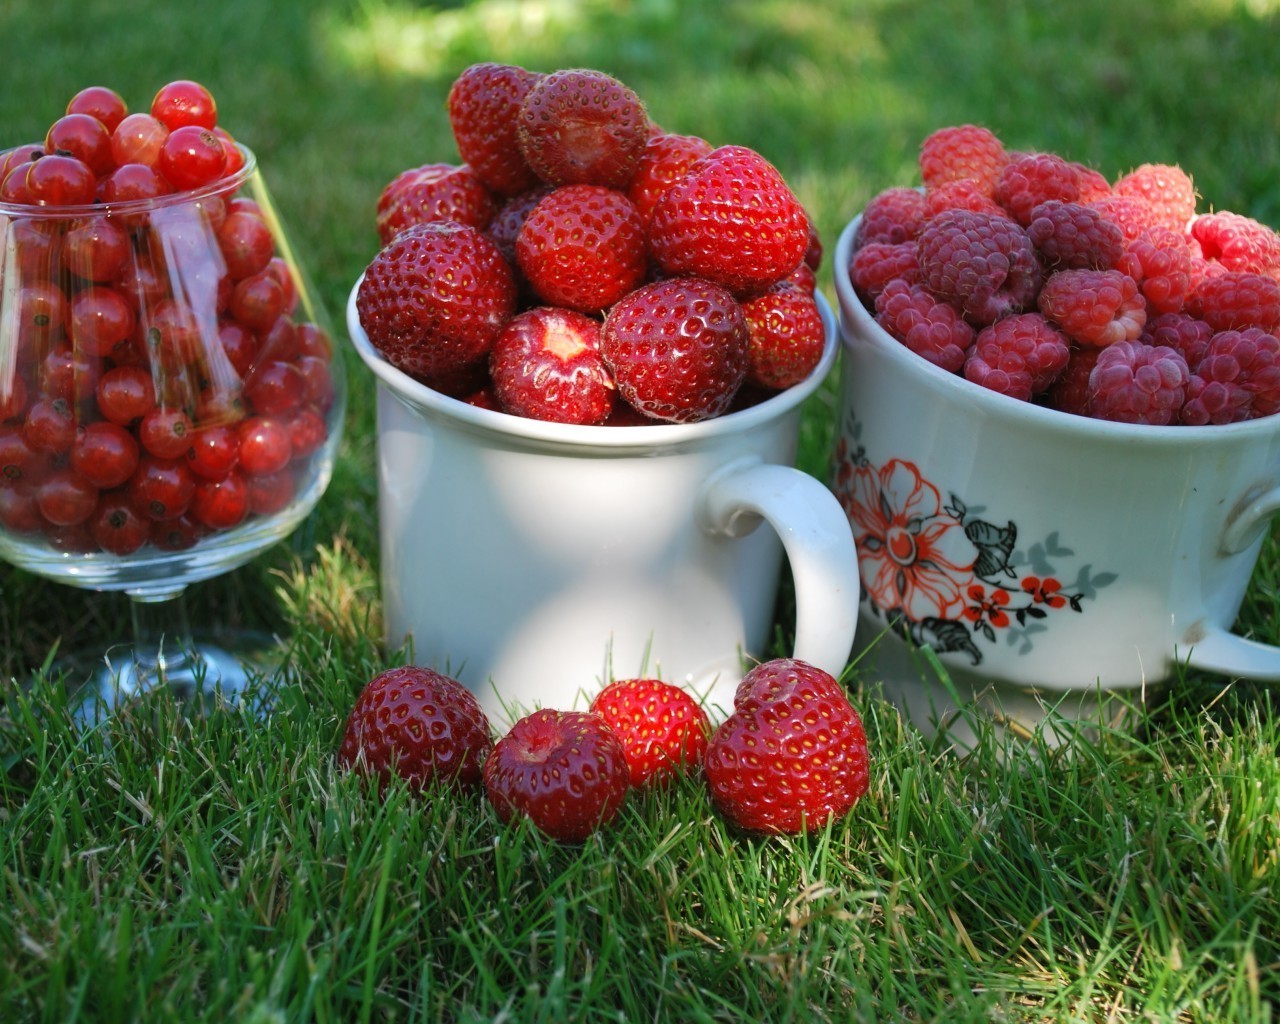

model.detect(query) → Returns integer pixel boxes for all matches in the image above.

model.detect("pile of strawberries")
[337,660,871,841]
[848,124,1280,426]
[355,63,827,425]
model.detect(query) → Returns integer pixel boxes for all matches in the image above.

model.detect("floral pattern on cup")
[831,418,1117,666]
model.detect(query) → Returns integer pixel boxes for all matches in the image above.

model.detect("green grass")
[3,0,1280,1020]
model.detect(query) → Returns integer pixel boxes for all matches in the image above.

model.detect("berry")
[922,178,1007,220]
[1037,268,1146,347]
[916,208,1044,326]
[375,162,497,245]
[1182,328,1280,424]
[485,186,552,264]
[1025,200,1124,271]
[488,306,616,425]
[1116,225,1195,315]
[514,184,648,312]
[848,240,919,302]
[918,124,1007,195]
[962,313,1071,401]
[1087,341,1190,425]
[1113,163,1197,232]
[517,68,649,189]
[648,144,810,297]
[1089,193,1164,244]
[338,666,493,792]
[588,678,710,788]
[1141,312,1215,371]
[70,421,140,489]
[1188,211,1280,278]
[66,85,128,133]
[704,658,870,835]
[995,152,1083,226]
[626,131,714,227]
[852,186,926,248]
[741,280,827,390]
[356,221,518,385]
[157,125,227,191]
[1044,345,1102,416]
[446,62,541,197]
[150,79,217,131]
[483,708,630,842]
[36,469,98,527]
[1188,271,1280,333]
[873,278,975,373]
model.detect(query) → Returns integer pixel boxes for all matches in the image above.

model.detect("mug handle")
[696,456,860,678]
[1186,484,1280,680]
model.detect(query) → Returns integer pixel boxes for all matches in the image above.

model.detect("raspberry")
[1037,269,1146,347]
[1188,211,1280,278]
[995,152,1082,226]
[1188,271,1280,333]
[1087,340,1189,425]
[1072,163,1114,203]
[962,312,1070,401]
[848,241,919,302]
[853,186,926,248]
[1113,163,1197,232]
[916,208,1043,325]
[1141,312,1214,371]
[375,163,498,245]
[1025,200,1124,271]
[1116,225,1195,315]
[923,178,1007,220]
[1182,328,1280,424]
[919,124,1007,195]
[874,278,975,373]
[1044,345,1101,416]
[1089,193,1163,244]
[626,130,714,227]
[446,62,541,197]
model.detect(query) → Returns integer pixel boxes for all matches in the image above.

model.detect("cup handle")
[1186,483,1280,681]
[696,456,860,677]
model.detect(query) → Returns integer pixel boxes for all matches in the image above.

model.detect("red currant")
[16,280,66,339]
[218,320,259,376]
[138,406,194,459]
[191,470,249,530]
[88,491,151,555]
[150,511,203,550]
[186,424,239,480]
[71,420,140,489]
[245,360,304,416]
[215,129,245,176]
[286,408,328,459]
[110,113,169,169]
[39,346,100,405]
[236,416,291,475]
[217,209,274,280]
[97,365,156,426]
[229,270,285,333]
[63,216,130,282]
[151,80,217,131]
[296,355,334,408]
[25,153,96,206]
[45,113,115,177]
[158,125,227,191]
[68,286,136,358]
[0,485,41,533]
[295,322,333,360]
[36,468,99,526]
[0,426,39,485]
[22,399,78,455]
[99,161,172,205]
[129,455,195,521]
[0,377,28,422]
[66,86,129,133]
[246,468,295,515]
[44,520,97,552]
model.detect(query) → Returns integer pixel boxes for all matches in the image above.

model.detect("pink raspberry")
[854,187,926,248]
[1087,341,1190,425]
[1189,211,1280,278]
[1026,200,1124,271]
[874,278,975,373]
[1113,163,1197,232]
[1045,345,1102,416]
[962,312,1071,401]
[919,124,1007,195]
[1182,327,1280,424]
[1037,268,1147,347]
[1072,163,1114,203]
[995,152,1082,226]
[1141,312,1214,371]
[1089,193,1163,244]
[916,208,1043,326]
[1188,271,1280,333]
[848,241,919,302]
[1116,225,1195,315]
[923,178,1007,220]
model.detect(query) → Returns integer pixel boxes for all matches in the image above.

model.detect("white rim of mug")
[833,213,1280,448]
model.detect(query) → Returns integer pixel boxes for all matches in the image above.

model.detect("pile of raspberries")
[848,124,1280,426]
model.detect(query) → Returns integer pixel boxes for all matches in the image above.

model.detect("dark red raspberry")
[874,278,975,373]
[1188,271,1280,333]
[1113,163,1197,232]
[995,152,1082,226]
[848,241,919,302]
[1025,200,1124,271]
[923,178,1007,220]
[1189,211,1280,278]
[853,187,926,248]
[916,208,1043,325]
[1141,312,1215,371]
[962,312,1070,401]
[918,124,1007,195]
[1045,345,1102,416]
[1089,193,1163,244]
[1087,341,1189,425]
[1182,327,1280,424]
[1037,269,1146,347]
[1116,225,1195,315]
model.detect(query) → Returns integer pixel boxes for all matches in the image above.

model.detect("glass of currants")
[0,80,346,718]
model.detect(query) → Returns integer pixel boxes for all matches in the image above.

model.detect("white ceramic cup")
[831,214,1280,732]
[346,283,859,729]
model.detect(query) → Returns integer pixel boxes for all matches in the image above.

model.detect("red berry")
[963,312,1071,401]
[22,399,78,455]
[916,208,1043,326]
[1037,268,1147,348]
[96,365,156,426]
[1087,341,1190,425]
[922,178,1008,220]
[852,186,926,248]
[66,85,128,133]
[1113,163,1197,233]
[129,455,196,521]
[446,63,542,197]
[138,406,194,459]
[848,241,920,302]
[995,152,1084,226]
[1116,225,1195,315]
[36,469,99,527]
[1045,345,1102,417]
[1188,271,1280,334]
[236,416,292,476]
[919,124,1007,196]
[63,216,131,283]
[1141,312,1215,371]
[217,209,275,280]
[873,278,975,373]
[1026,200,1124,271]
[483,708,629,842]
[151,79,218,131]
[626,131,714,227]
[1089,193,1163,245]
[1182,328,1280,424]
[589,678,710,788]
[88,492,151,555]
[45,113,115,177]
[25,153,96,206]
[186,424,240,480]
[1188,211,1280,278]
[190,470,250,530]
[704,659,870,835]
[375,162,498,245]
[110,113,169,169]
[71,420,140,489]
[740,280,827,390]
[485,185,553,264]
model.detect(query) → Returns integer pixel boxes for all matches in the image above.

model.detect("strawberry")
[488,306,616,424]
[601,277,749,423]
[517,68,649,189]
[704,658,870,835]
[446,62,542,197]
[356,221,517,385]
[514,184,648,313]
[647,144,810,298]
[375,162,498,245]
[740,280,827,390]
[589,678,711,787]
[485,185,553,264]
[484,708,630,842]
[337,665,493,791]
[626,130,714,228]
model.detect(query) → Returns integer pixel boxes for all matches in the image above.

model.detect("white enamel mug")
[831,214,1280,732]
[347,284,859,729]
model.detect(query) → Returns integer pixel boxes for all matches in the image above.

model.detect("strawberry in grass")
[484,709,630,842]
[589,678,710,788]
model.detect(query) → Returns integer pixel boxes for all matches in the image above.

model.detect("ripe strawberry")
[375,162,498,245]
[337,666,493,791]
[356,221,517,385]
[627,130,714,227]
[647,144,810,297]
[517,68,649,189]
[484,708,630,842]
[446,62,542,197]
[741,280,827,390]
[704,658,870,835]
[601,277,749,423]
[589,678,711,787]
[488,306,616,424]
[514,184,648,312]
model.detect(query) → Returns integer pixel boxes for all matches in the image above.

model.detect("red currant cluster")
[0,80,339,556]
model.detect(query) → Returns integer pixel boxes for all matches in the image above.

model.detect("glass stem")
[125,587,201,693]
